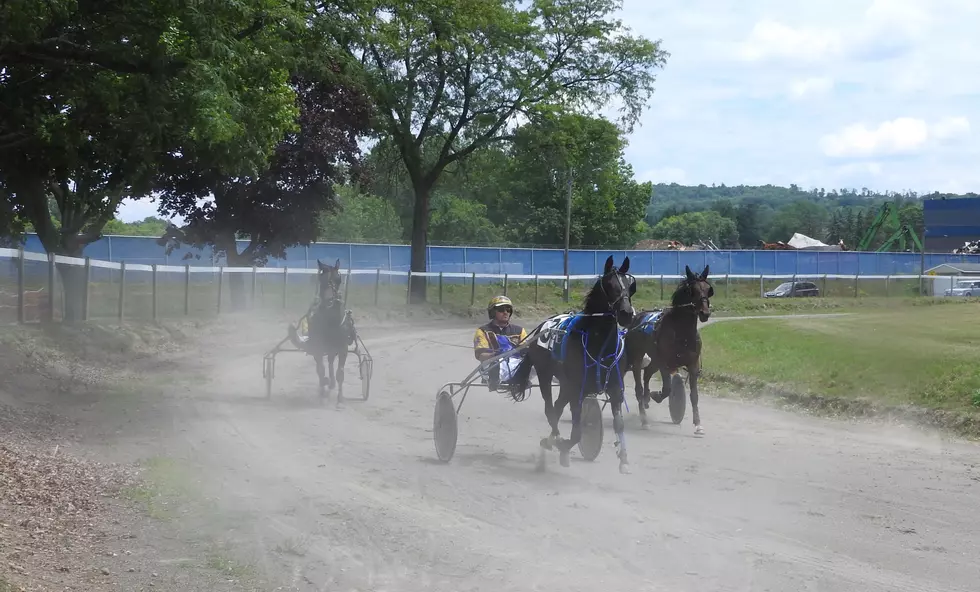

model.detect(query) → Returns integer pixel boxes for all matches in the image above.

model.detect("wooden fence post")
[374,269,380,306]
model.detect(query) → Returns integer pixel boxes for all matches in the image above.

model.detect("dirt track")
[149,315,979,592]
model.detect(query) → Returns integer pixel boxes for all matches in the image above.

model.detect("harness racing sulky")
[262,258,373,407]
[432,256,637,474]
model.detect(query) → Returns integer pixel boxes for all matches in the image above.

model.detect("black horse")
[624,264,712,435]
[289,258,355,407]
[507,256,636,474]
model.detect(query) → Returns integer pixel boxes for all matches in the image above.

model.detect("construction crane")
[856,202,924,253]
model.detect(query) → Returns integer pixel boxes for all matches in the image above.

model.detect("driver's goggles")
[493,305,513,314]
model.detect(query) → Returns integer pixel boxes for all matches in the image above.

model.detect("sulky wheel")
[358,357,373,401]
[577,396,604,461]
[669,373,687,425]
[433,390,458,463]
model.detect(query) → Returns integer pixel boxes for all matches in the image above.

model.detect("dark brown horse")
[289,258,355,407]
[624,265,712,435]
[507,256,636,474]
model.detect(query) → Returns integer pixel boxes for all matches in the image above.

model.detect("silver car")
[944,280,980,297]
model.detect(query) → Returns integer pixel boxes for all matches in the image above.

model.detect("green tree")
[0,0,304,319]
[506,113,648,248]
[429,193,504,245]
[649,211,739,247]
[103,217,170,237]
[338,0,669,301]
[319,185,404,243]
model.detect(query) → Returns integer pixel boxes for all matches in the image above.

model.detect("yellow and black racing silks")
[473,322,528,360]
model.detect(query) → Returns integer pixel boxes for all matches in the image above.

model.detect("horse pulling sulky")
[434,256,636,474]
[262,259,373,406]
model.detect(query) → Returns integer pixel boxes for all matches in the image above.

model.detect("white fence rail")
[0,248,944,323]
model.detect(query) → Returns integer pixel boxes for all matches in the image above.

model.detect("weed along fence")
[0,248,951,324]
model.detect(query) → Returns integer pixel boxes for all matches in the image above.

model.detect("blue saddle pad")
[634,310,663,335]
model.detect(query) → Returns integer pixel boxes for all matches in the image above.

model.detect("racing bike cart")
[431,341,605,464]
[262,312,374,401]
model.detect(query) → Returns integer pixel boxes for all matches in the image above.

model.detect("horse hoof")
[694,425,704,436]
[539,437,554,451]
[559,450,570,468]
[619,462,631,475]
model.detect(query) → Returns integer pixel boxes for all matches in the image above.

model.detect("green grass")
[700,303,980,414]
[121,456,199,521]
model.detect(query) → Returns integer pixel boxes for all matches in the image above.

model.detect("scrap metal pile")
[953,240,980,254]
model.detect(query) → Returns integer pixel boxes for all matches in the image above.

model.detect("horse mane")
[670,279,696,309]
[582,268,616,313]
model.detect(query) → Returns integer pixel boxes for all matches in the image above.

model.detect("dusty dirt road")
[147,315,980,592]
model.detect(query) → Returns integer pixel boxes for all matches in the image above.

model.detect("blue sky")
[116,0,980,222]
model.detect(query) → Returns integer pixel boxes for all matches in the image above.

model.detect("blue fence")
[20,234,980,277]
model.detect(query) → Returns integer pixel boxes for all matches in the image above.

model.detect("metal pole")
[563,166,572,301]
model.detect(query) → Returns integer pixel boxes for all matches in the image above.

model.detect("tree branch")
[414,22,448,148]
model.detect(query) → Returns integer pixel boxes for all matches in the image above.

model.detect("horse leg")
[690,362,704,436]
[558,393,583,469]
[642,361,656,408]
[335,351,347,407]
[314,355,328,398]
[610,385,630,474]
[651,367,671,404]
[536,365,558,472]
[631,356,648,428]
[325,352,337,391]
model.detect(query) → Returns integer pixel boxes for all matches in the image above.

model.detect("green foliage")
[339,0,669,300]
[0,0,305,260]
[429,193,503,245]
[649,210,739,247]
[363,112,651,248]
[644,183,960,249]
[318,186,403,243]
[102,217,170,237]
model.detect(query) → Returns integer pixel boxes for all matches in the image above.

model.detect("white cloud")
[613,0,980,196]
[789,77,834,99]
[637,167,687,184]
[931,116,971,140]
[737,20,842,63]
[820,116,971,158]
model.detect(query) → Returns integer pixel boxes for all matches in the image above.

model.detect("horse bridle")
[597,269,636,313]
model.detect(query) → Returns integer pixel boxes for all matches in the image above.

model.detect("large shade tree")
[335,0,669,301]
[0,0,304,319]
[156,71,373,309]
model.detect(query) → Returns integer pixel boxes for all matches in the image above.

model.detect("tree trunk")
[224,248,250,312]
[409,182,432,304]
[56,261,87,322]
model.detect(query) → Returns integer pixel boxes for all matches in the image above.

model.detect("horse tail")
[506,349,536,403]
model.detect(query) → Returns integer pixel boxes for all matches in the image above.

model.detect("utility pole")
[563,166,573,302]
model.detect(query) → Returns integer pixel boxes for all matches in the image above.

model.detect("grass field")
[700,303,980,416]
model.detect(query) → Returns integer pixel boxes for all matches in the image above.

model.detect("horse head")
[585,256,636,328]
[676,265,713,322]
[316,258,343,304]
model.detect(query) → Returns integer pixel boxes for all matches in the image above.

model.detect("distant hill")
[646,182,977,223]
[642,183,979,249]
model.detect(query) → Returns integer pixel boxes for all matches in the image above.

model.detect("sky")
[116,0,980,222]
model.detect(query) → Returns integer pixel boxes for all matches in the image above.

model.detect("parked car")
[764,281,820,298]
[944,279,980,297]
